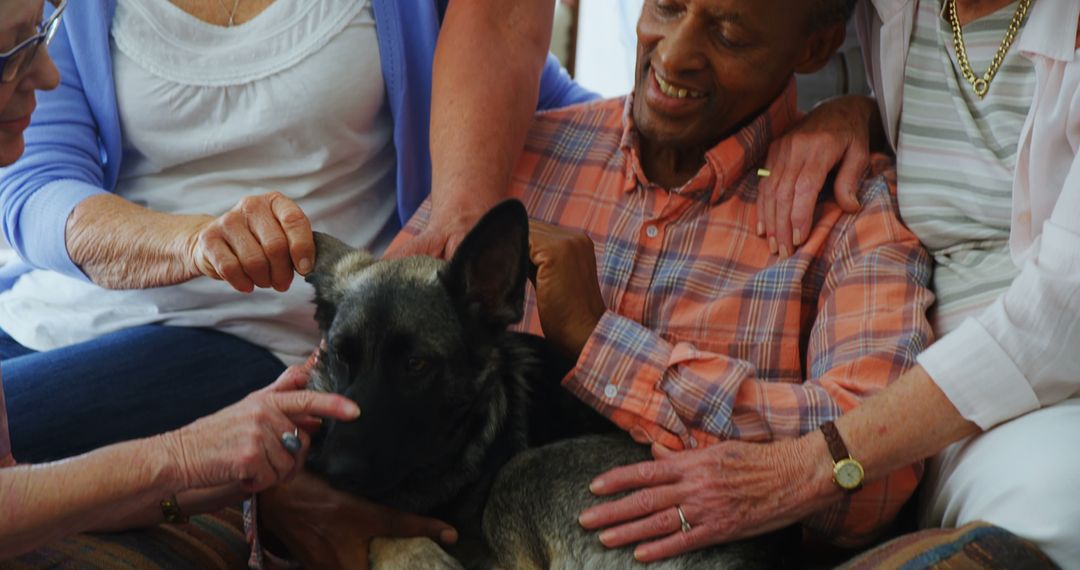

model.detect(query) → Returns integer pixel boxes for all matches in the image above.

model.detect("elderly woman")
[0,7,363,557]
[580,0,1080,567]
[0,0,594,464]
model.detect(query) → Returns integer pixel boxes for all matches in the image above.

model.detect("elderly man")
[388,0,934,558]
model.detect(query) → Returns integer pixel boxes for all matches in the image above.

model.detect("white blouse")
[0,0,396,365]
[856,0,1080,429]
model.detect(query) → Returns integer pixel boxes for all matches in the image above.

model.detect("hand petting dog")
[157,365,360,494]
[579,438,836,563]
[527,220,607,359]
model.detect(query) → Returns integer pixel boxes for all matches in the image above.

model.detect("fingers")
[246,202,295,292]
[762,138,794,257]
[268,193,315,276]
[222,210,274,290]
[265,365,311,393]
[632,523,719,564]
[270,390,361,422]
[198,229,255,292]
[589,458,680,497]
[382,509,459,546]
[756,143,780,238]
[597,505,683,548]
[784,160,831,253]
[651,443,676,460]
[580,482,682,530]
[194,193,313,293]
[834,146,869,213]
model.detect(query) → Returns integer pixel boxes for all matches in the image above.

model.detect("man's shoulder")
[522,97,627,163]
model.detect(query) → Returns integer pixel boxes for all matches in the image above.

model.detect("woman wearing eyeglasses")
[0,0,591,464]
[0,8,374,557]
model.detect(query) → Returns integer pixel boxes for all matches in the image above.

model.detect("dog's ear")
[306,232,373,331]
[442,199,530,330]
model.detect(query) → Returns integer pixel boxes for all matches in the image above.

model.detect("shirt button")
[645,225,659,238]
[688,436,698,449]
[604,384,619,399]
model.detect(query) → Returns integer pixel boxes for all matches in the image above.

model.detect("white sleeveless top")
[0,0,396,365]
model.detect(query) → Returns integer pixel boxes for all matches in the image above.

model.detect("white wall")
[574,0,643,98]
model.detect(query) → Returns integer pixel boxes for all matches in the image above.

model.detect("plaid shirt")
[391,84,935,545]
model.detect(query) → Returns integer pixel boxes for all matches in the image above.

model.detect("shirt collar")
[1017,0,1079,63]
[619,79,799,203]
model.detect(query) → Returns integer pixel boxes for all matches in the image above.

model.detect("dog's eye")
[406,357,430,374]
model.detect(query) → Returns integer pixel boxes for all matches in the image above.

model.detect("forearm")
[90,483,247,533]
[0,436,182,559]
[65,194,210,289]
[429,0,553,215]
[836,365,979,481]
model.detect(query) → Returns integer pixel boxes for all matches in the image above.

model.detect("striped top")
[392,86,935,544]
[897,0,1036,335]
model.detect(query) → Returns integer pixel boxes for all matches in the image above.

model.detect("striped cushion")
[1,508,248,570]
[839,522,1058,570]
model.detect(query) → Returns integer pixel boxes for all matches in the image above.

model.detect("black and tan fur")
[304,200,795,569]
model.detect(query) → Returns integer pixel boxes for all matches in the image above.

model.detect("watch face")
[834,459,864,490]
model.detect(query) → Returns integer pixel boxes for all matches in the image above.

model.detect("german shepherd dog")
[304,200,796,569]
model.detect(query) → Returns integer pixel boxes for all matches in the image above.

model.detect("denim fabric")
[0,325,284,462]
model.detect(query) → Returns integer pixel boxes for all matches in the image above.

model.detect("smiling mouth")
[655,72,706,100]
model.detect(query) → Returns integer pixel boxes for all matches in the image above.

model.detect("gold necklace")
[947,0,1033,100]
[215,0,242,26]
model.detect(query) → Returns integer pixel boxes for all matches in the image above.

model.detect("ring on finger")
[280,427,301,454]
[676,505,692,533]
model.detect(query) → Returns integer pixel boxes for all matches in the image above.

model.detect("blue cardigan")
[0,0,596,288]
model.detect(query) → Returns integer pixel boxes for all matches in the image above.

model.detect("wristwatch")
[160,494,189,524]
[819,421,864,493]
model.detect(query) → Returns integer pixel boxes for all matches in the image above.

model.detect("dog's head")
[304,200,531,510]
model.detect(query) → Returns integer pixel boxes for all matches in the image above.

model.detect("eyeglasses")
[0,0,67,84]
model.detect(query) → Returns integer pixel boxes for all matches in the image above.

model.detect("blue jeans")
[0,325,285,462]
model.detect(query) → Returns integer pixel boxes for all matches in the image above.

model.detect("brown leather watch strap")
[820,420,850,462]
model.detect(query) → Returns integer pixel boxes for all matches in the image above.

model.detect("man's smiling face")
[632,0,824,153]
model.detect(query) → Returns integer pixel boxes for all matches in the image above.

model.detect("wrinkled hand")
[578,438,833,563]
[259,470,458,570]
[758,95,877,259]
[528,220,607,359]
[188,192,315,292]
[160,366,361,494]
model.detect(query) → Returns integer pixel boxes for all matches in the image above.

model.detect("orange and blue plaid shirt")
[392,84,935,545]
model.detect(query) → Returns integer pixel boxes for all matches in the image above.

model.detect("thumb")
[834,148,869,213]
[651,442,676,460]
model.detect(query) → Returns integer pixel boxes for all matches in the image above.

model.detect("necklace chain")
[947,0,1033,100]
[214,0,243,27]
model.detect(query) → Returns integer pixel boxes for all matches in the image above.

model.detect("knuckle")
[278,208,308,227]
[221,211,246,229]
[636,462,657,483]
[218,260,242,277]
[238,195,263,213]
[633,490,656,512]
[262,237,289,258]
